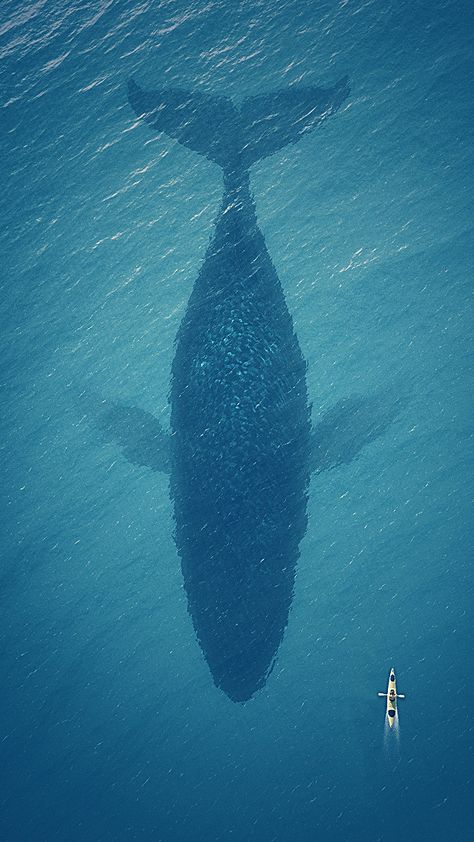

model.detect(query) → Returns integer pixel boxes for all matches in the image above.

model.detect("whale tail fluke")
[127,79,237,168]
[127,76,350,170]
[240,75,350,167]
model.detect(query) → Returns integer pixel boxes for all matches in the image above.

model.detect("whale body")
[170,168,310,701]
[126,77,350,701]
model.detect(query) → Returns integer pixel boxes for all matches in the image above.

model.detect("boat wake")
[383,715,400,762]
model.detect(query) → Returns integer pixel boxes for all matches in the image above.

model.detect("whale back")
[169,183,311,701]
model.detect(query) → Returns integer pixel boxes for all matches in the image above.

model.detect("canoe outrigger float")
[378,667,405,727]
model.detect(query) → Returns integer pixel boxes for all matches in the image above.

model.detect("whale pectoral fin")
[127,79,236,167]
[78,391,171,474]
[311,389,401,475]
[240,76,350,167]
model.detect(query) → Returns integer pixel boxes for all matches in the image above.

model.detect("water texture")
[1,1,472,840]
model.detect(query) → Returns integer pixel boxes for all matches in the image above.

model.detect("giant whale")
[126,76,350,701]
[82,76,399,702]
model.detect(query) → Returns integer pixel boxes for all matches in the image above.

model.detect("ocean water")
[1,1,473,840]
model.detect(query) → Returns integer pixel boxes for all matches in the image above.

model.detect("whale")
[126,76,350,701]
[81,76,400,702]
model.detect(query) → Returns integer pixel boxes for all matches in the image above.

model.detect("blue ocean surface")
[1,1,472,840]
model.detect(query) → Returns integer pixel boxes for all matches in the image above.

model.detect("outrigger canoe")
[378,667,405,727]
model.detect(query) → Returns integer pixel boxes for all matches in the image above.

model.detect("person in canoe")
[378,667,405,727]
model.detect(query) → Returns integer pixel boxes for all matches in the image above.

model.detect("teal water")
[1,1,472,840]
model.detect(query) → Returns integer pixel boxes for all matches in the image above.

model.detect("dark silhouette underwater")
[80,76,401,702]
